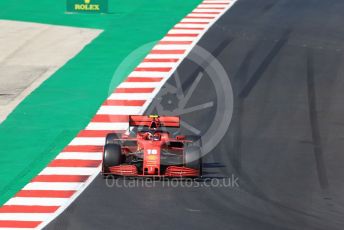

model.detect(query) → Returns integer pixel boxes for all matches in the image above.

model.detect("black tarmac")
[46,0,344,229]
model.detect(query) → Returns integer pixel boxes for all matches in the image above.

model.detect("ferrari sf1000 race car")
[101,115,202,178]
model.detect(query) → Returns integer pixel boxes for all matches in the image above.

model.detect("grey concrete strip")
[0,20,103,123]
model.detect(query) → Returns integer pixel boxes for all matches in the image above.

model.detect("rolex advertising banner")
[67,0,108,13]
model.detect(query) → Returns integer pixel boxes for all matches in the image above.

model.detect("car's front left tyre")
[105,133,121,145]
[102,144,122,174]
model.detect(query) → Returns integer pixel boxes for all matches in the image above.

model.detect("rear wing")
[129,115,180,128]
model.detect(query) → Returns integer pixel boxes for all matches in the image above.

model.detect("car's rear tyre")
[102,144,122,173]
[184,144,202,177]
[105,133,120,145]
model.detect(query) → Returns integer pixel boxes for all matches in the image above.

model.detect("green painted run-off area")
[0,0,201,205]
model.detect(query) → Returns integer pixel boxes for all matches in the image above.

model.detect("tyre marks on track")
[0,0,239,229]
[306,49,329,190]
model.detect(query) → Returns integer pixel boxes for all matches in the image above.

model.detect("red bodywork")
[101,115,200,177]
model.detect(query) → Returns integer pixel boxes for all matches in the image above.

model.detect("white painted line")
[153,44,191,50]
[145,53,185,58]
[108,93,154,100]
[168,37,199,42]
[0,213,51,221]
[0,228,33,230]
[22,182,84,191]
[96,106,142,115]
[181,18,213,23]
[193,9,224,12]
[129,71,168,78]
[167,29,200,34]
[118,82,162,89]
[57,152,102,160]
[137,62,175,68]
[198,4,230,8]
[85,122,129,131]
[69,137,105,146]
[187,13,218,17]
[174,23,207,28]
[5,197,68,206]
[158,37,196,42]
[39,167,99,175]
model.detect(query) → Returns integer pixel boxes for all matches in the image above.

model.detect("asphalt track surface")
[46,0,344,229]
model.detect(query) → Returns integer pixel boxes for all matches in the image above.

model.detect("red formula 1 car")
[101,115,202,178]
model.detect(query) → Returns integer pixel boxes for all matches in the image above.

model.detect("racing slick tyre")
[105,133,120,145]
[184,144,203,177]
[102,144,122,174]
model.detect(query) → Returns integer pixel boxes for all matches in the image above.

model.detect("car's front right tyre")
[184,144,202,177]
